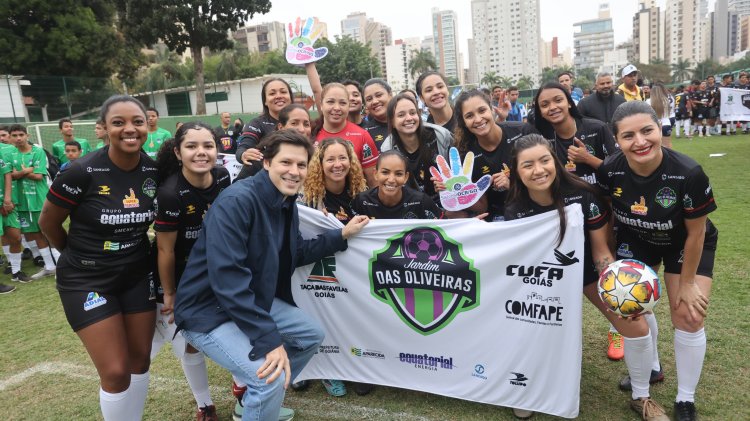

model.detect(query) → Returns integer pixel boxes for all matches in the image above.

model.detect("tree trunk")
[193,45,206,115]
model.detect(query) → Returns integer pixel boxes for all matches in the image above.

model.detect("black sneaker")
[352,382,375,396]
[21,248,32,260]
[618,368,664,391]
[0,283,16,294]
[33,256,44,267]
[674,401,697,421]
[11,271,31,283]
[4,263,11,275]
[290,379,310,391]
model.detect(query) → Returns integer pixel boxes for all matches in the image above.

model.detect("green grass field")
[0,135,748,420]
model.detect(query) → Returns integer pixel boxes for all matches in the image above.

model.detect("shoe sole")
[0,288,16,294]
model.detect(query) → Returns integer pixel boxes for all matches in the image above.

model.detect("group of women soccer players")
[38,66,716,421]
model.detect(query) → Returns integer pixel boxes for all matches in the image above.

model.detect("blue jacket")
[174,170,347,360]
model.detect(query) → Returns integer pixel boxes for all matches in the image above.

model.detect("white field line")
[0,362,433,421]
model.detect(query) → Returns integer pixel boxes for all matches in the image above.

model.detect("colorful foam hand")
[286,17,328,65]
[429,147,491,211]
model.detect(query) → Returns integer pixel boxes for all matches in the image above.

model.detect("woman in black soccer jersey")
[450,89,534,220]
[416,71,458,133]
[599,101,718,421]
[361,78,393,148]
[380,93,454,204]
[504,134,666,421]
[533,82,617,187]
[40,95,158,421]
[152,122,230,420]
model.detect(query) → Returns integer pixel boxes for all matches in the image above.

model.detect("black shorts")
[615,223,718,278]
[57,257,155,331]
[708,108,719,119]
[661,125,673,137]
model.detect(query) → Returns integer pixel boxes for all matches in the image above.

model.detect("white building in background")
[666,0,709,64]
[232,22,288,54]
[341,12,369,43]
[573,4,614,71]
[341,12,392,78]
[421,36,435,57]
[432,8,461,81]
[385,39,421,91]
[633,1,665,64]
[0,76,29,122]
[471,0,540,81]
[601,48,630,76]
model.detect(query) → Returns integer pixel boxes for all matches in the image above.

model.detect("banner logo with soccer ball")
[369,226,479,335]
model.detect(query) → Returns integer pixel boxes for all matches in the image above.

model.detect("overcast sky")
[247,0,663,65]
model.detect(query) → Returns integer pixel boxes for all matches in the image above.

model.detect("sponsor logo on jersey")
[683,194,694,210]
[350,347,385,359]
[589,203,601,218]
[613,187,623,197]
[614,210,674,231]
[315,345,340,355]
[83,292,107,311]
[472,364,488,380]
[370,226,479,335]
[506,248,578,288]
[481,165,490,174]
[362,143,373,159]
[631,196,648,215]
[399,352,454,371]
[61,183,82,196]
[565,160,576,172]
[186,204,196,214]
[86,166,110,173]
[300,255,349,299]
[142,178,157,198]
[661,174,685,180]
[509,372,529,387]
[705,185,712,195]
[98,185,111,195]
[617,243,634,258]
[99,211,154,225]
[579,172,597,185]
[655,187,677,208]
[103,241,120,251]
[123,188,139,208]
[585,144,595,155]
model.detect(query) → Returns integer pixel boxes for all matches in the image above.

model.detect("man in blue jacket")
[175,130,369,421]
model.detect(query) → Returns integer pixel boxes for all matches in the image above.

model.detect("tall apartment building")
[341,12,392,78]
[573,3,614,71]
[633,1,665,64]
[232,22,287,54]
[432,8,461,81]
[471,0,541,81]
[666,0,709,64]
[385,38,421,91]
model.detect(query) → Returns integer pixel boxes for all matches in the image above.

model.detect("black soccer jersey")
[360,118,389,150]
[153,166,231,281]
[550,117,616,186]
[214,125,238,154]
[464,122,534,219]
[675,92,689,119]
[505,187,610,284]
[597,149,717,247]
[389,130,445,201]
[322,189,357,224]
[235,114,279,178]
[47,148,158,275]
[352,187,442,220]
[427,112,457,134]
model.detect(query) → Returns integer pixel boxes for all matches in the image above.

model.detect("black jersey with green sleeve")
[153,166,230,275]
[549,117,616,186]
[352,187,442,220]
[504,188,610,284]
[596,148,717,247]
[46,148,158,272]
[464,122,535,219]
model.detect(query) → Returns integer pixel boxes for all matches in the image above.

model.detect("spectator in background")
[59,141,82,173]
[94,119,108,150]
[143,107,172,159]
[214,111,238,154]
[52,118,91,164]
[577,72,626,125]
[642,84,651,100]
[0,124,29,288]
[505,86,527,123]
[491,85,504,108]
[616,64,645,101]
[674,86,692,139]
[558,71,583,104]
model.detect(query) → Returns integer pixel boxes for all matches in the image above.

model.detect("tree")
[498,76,515,88]
[636,60,671,84]
[693,59,725,80]
[671,59,693,83]
[116,0,272,115]
[517,75,535,90]
[313,36,381,85]
[480,71,500,87]
[408,50,438,78]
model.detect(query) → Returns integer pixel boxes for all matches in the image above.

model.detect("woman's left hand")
[491,172,509,191]
[673,281,709,322]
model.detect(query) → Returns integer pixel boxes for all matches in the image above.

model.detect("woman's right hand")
[241,148,263,164]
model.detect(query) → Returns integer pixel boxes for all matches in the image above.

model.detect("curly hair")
[302,138,367,210]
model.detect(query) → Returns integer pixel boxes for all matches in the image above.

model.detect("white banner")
[218,153,243,182]
[292,205,585,418]
[719,87,750,121]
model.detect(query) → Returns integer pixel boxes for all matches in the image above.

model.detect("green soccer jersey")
[0,143,16,203]
[95,141,105,150]
[52,138,92,164]
[143,128,172,159]
[12,145,48,211]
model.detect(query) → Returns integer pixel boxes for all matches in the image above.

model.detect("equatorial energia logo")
[369,226,479,335]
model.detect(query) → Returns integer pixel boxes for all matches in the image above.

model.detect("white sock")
[51,247,61,261]
[100,388,131,421]
[232,375,246,388]
[644,313,661,372]
[674,328,706,403]
[181,352,213,408]
[127,372,150,419]
[609,323,617,334]
[697,125,703,134]
[21,237,29,250]
[27,240,40,258]
[2,245,9,257]
[9,252,21,273]
[623,333,653,400]
[39,247,55,270]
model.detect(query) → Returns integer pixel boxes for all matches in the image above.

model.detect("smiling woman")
[417,71,457,134]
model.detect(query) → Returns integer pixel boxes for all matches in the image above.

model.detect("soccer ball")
[403,229,444,261]
[598,259,661,317]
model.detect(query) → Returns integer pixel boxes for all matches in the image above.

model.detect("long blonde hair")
[650,83,670,119]
[303,138,367,210]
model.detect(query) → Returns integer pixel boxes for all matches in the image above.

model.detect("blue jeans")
[182,298,324,421]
